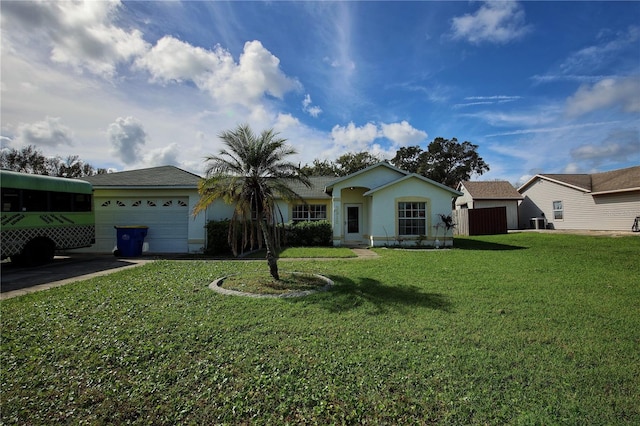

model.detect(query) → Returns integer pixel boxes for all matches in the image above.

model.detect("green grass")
[2,233,639,424]
[220,271,329,295]
[243,246,357,259]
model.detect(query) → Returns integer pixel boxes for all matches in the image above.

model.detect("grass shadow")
[453,238,528,251]
[294,275,452,315]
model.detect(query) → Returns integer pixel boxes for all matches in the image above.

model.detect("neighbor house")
[79,162,463,254]
[455,180,523,230]
[517,165,640,231]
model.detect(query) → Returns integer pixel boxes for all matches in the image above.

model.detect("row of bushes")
[205,219,332,255]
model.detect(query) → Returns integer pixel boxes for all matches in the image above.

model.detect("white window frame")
[552,200,563,220]
[292,204,327,222]
[398,201,427,236]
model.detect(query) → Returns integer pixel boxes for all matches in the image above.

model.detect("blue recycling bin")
[114,226,148,257]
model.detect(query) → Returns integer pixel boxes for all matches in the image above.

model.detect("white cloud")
[380,121,427,147]
[455,95,523,108]
[136,38,300,108]
[570,129,640,164]
[302,94,323,117]
[107,116,147,165]
[325,120,427,160]
[15,116,74,147]
[565,76,640,117]
[533,26,640,84]
[1,0,149,79]
[144,143,181,167]
[135,36,232,84]
[485,120,623,137]
[330,122,380,151]
[450,1,531,45]
[560,26,640,75]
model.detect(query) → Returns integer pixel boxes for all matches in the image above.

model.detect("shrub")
[205,219,261,255]
[206,219,332,254]
[204,220,234,255]
[284,220,332,247]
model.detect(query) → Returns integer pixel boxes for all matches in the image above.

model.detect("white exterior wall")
[329,167,405,245]
[519,179,640,231]
[368,177,456,247]
[205,199,236,221]
[454,190,474,209]
[74,188,205,254]
[474,200,520,230]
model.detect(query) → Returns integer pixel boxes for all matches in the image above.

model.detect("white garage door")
[94,197,189,253]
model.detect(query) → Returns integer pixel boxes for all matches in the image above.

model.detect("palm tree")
[193,124,310,280]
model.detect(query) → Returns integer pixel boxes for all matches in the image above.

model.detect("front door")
[344,204,362,242]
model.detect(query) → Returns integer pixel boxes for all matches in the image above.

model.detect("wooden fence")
[453,206,508,236]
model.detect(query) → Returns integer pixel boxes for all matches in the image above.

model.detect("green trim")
[1,170,93,194]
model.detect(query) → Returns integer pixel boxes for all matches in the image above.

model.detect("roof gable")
[460,180,523,200]
[325,162,408,190]
[365,174,462,196]
[518,165,640,195]
[82,166,201,188]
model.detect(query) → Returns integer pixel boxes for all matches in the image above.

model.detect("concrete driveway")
[1,255,151,300]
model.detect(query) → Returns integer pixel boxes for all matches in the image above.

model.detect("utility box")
[114,226,148,257]
[530,217,546,230]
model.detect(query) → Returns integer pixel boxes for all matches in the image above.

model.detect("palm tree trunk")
[259,220,280,280]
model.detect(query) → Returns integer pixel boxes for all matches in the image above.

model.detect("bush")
[206,219,332,254]
[205,220,234,255]
[285,220,332,247]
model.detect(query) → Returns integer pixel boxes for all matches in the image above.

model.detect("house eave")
[92,185,198,190]
[591,187,640,196]
[518,175,590,193]
[363,173,463,197]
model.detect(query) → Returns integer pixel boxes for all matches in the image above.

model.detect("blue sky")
[1,1,639,185]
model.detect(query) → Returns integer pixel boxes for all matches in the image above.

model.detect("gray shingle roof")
[460,180,523,199]
[82,166,202,188]
[281,176,333,199]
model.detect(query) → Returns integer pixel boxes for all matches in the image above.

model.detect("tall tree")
[0,145,102,177]
[193,124,310,280]
[0,145,48,174]
[301,152,381,177]
[422,137,489,188]
[390,138,489,188]
[300,159,338,176]
[334,152,381,176]
[390,146,423,174]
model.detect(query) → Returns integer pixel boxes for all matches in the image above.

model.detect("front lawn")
[243,246,357,259]
[2,233,639,424]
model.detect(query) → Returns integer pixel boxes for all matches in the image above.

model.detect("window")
[553,201,563,220]
[398,201,426,236]
[2,188,20,212]
[292,204,327,222]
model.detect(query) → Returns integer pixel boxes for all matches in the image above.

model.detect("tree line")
[302,137,489,188]
[2,136,489,188]
[0,145,107,177]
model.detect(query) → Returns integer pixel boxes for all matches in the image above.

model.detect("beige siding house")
[517,166,640,231]
[455,181,523,230]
